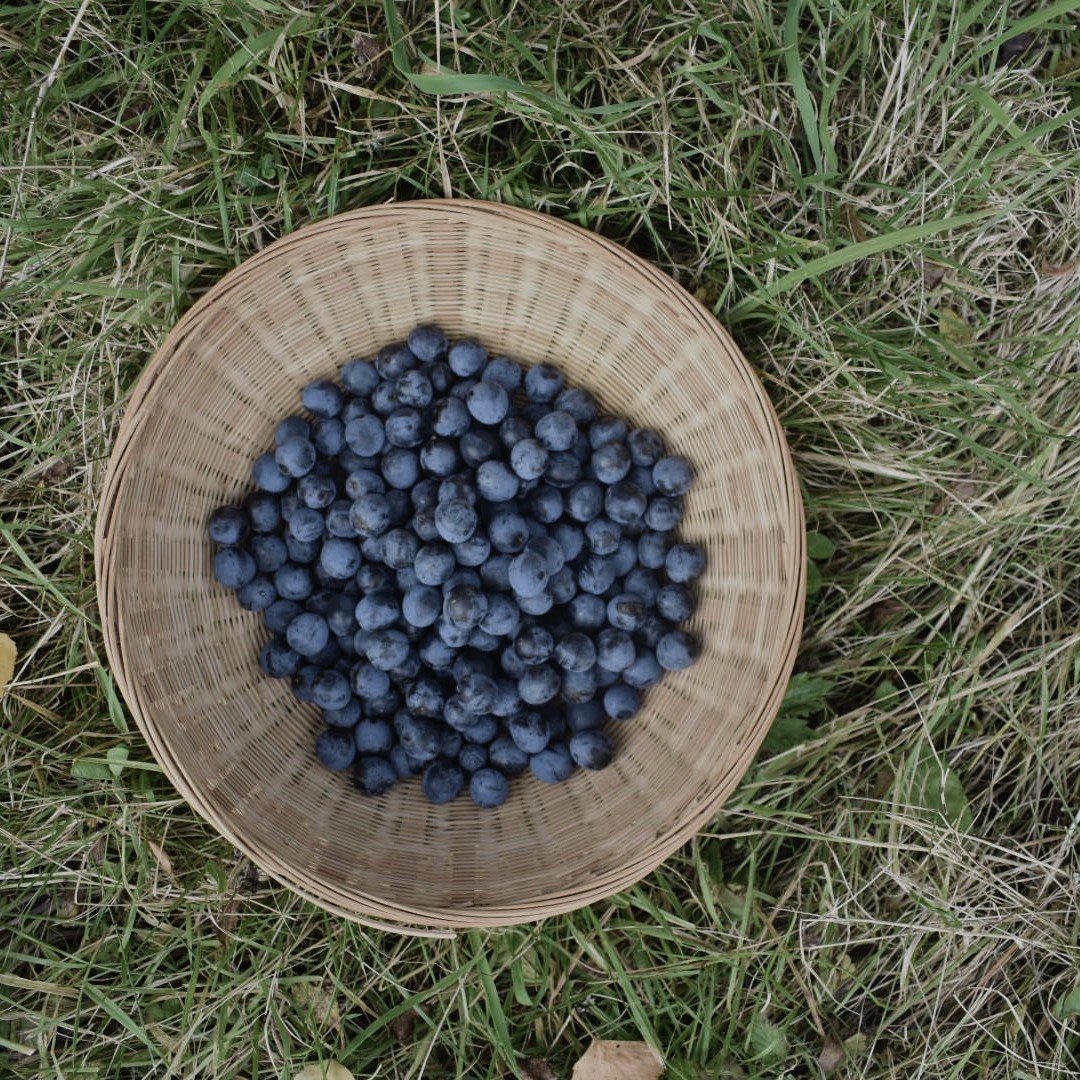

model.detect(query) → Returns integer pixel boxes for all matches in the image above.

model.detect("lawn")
[2,1,1079,1077]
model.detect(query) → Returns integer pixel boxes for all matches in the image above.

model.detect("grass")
[2,0,1079,1076]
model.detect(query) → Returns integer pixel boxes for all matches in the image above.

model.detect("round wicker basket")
[95,200,805,932]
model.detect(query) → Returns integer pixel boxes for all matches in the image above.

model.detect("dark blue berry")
[302,378,344,418]
[275,437,317,478]
[627,427,664,466]
[458,742,489,773]
[400,585,442,628]
[656,583,696,622]
[248,534,288,575]
[422,761,465,804]
[567,699,605,731]
[453,535,491,567]
[515,625,554,664]
[432,396,471,437]
[577,554,618,595]
[596,628,636,672]
[274,563,314,601]
[353,755,397,796]
[469,767,508,808]
[466,381,510,425]
[603,682,641,720]
[483,356,523,392]
[237,576,276,611]
[554,387,598,422]
[434,498,478,544]
[509,711,551,754]
[345,414,387,457]
[447,338,488,377]
[510,437,549,480]
[276,415,311,444]
[245,491,282,533]
[656,629,700,670]
[637,530,672,570]
[527,485,564,523]
[569,730,613,770]
[312,669,352,710]
[380,447,420,489]
[499,415,533,450]
[534,410,577,452]
[286,612,330,657]
[604,481,647,525]
[208,505,247,546]
[287,507,324,543]
[312,417,345,457]
[585,517,621,555]
[530,743,574,784]
[419,438,460,477]
[569,592,606,631]
[259,636,301,678]
[591,441,632,484]
[394,711,442,762]
[252,452,292,493]
[509,549,549,598]
[316,538,359,580]
[407,324,448,363]
[376,345,416,380]
[518,664,561,705]
[355,589,401,631]
[298,472,337,510]
[607,593,647,632]
[354,719,394,754]
[554,632,596,672]
[214,548,257,589]
[456,431,496,472]
[316,728,356,771]
[524,362,564,403]
[323,698,362,728]
[623,650,663,689]
[489,735,529,775]
[653,455,694,496]
[366,628,411,671]
[589,416,628,449]
[443,584,489,630]
[414,542,456,586]
[544,451,582,488]
[384,407,424,448]
[341,358,380,396]
[665,542,707,583]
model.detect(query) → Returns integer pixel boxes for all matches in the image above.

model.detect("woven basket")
[95,200,805,933]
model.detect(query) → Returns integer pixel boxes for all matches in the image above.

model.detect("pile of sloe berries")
[207,325,704,808]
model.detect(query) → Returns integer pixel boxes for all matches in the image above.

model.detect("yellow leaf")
[0,633,15,695]
[938,307,973,344]
[289,981,342,1031]
[571,1040,663,1080]
[292,1064,355,1080]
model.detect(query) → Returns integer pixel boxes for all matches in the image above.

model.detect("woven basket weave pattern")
[96,201,804,930]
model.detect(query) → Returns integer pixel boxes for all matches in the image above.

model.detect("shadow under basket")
[94,200,805,934]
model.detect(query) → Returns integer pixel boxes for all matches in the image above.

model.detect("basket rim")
[93,198,806,932]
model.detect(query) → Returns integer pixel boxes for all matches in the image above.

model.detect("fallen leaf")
[352,32,385,82]
[1039,258,1079,278]
[389,1008,416,1046]
[0,633,16,695]
[521,1058,559,1080]
[215,895,240,943]
[147,838,175,880]
[938,307,973,345]
[290,981,342,1032]
[292,1063,355,1080]
[817,1037,845,1074]
[572,1040,663,1080]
